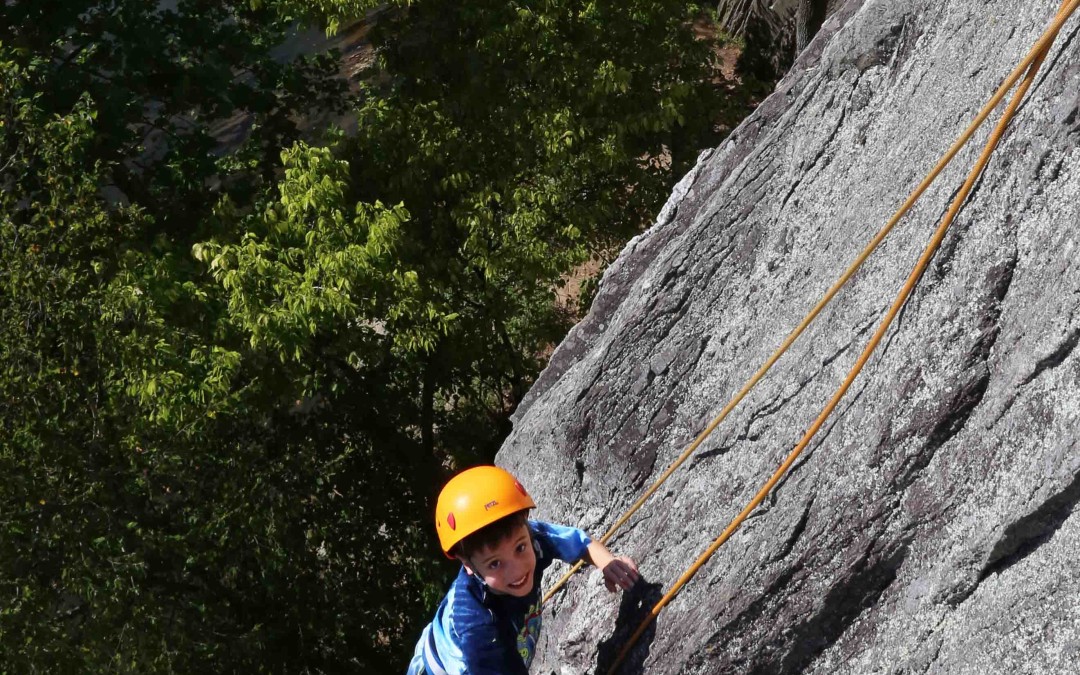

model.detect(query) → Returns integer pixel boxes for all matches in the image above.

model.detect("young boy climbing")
[406,465,639,675]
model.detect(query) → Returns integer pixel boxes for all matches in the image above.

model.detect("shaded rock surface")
[716,0,845,76]
[715,0,801,40]
[499,0,1080,672]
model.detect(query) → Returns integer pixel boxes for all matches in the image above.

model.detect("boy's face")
[462,522,537,597]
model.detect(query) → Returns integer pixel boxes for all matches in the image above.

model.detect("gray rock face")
[499,0,1080,672]
[795,0,847,51]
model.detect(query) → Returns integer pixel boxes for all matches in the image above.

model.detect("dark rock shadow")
[593,580,664,675]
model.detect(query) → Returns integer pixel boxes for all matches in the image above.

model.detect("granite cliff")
[499,0,1080,672]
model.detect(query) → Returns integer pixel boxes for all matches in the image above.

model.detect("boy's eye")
[515,543,527,554]
[488,560,500,570]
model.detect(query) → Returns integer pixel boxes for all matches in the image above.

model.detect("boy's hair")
[452,509,529,559]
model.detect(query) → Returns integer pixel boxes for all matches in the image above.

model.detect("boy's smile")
[464,522,537,597]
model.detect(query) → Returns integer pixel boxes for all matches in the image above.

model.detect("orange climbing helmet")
[435,465,535,558]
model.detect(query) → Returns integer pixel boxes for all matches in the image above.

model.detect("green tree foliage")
[338,0,722,456]
[1,46,439,670]
[1,0,726,671]
[0,0,345,232]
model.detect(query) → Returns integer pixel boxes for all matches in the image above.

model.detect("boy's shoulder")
[440,567,496,630]
[527,518,589,541]
[527,519,591,563]
[427,572,513,671]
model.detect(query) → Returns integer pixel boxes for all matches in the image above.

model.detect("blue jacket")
[406,520,591,675]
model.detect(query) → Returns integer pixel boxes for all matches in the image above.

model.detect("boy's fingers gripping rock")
[603,557,639,592]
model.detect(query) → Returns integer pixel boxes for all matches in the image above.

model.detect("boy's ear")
[456,556,475,576]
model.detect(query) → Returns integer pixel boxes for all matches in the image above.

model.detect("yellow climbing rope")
[604,1,1077,671]
[544,0,1080,609]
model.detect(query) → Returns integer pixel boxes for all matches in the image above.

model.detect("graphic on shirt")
[516,601,543,667]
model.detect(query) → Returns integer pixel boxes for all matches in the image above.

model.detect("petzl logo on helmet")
[447,513,456,530]
[484,500,499,510]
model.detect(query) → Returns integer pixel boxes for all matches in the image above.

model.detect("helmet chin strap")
[462,556,491,602]
[460,554,484,581]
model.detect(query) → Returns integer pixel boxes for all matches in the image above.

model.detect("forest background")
[0,0,778,670]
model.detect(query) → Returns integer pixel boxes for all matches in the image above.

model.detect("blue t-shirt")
[406,520,591,675]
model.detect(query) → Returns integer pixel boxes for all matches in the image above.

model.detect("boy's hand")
[601,556,639,592]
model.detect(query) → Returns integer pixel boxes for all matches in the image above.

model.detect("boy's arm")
[585,540,640,592]
[529,520,638,591]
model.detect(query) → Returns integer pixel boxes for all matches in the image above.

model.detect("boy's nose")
[508,562,528,582]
